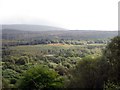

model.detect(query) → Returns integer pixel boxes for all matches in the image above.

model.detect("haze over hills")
[2,24,118,31]
[2,24,66,31]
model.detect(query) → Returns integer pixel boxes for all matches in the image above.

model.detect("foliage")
[15,56,29,65]
[17,65,64,89]
[103,36,120,87]
[3,29,116,89]
[104,81,120,90]
[68,56,108,88]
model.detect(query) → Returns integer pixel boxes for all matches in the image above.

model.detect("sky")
[0,0,119,30]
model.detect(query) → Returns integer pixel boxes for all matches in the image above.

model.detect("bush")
[68,56,108,88]
[15,56,29,65]
[17,65,64,90]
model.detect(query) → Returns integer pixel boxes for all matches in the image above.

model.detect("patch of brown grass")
[48,43,72,47]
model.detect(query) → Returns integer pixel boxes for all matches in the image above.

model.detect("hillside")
[2,28,117,41]
[2,24,66,31]
[2,24,118,47]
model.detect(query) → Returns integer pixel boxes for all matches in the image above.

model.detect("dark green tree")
[17,65,64,90]
[103,36,120,88]
[15,56,29,65]
[68,56,108,88]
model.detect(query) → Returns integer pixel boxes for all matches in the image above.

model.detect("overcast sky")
[0,0,119,30]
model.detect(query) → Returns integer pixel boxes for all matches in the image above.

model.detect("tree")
[55,65,68,76]
[15,56,29,65]
[2,69,20,88]
[2,78,10,89]
[103,36,120,87]
[17,65,64,90]
[68,56,108,88]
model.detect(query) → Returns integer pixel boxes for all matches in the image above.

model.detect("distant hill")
[2,24,118,40]
[2,24,66,31]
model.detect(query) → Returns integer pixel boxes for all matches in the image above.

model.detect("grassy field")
[9,43,105,57]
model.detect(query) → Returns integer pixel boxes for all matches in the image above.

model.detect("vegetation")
[68,36,120,89]
[2,28,120,89]
[17,65,64,90]
[68,56,108,88]
[104,36,120,89]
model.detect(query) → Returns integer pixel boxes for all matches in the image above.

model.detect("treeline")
[2,29,117,46]
[2,39,109,46]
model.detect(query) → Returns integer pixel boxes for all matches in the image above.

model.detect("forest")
[1,26,120,89]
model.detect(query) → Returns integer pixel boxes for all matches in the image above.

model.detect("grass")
[9,44,105,57]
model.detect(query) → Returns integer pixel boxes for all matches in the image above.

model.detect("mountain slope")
[2,24,66,31]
